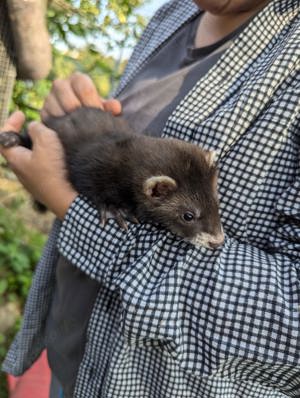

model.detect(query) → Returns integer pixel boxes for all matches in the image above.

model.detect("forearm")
[57,195,135,287]
[57,195,300,298]
[45,188,78,221]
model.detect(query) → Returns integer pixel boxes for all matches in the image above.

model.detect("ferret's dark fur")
[0,107,224,248]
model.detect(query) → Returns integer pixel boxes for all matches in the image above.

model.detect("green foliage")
[11,0,148,121]
[0,205,46,306]
[0,202,46,398]
[48,0,146,48]
[12,79,52,121]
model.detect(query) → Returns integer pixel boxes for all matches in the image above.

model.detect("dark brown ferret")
[0,107,224,249]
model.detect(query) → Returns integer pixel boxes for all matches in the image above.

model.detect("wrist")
[48,188,78,220]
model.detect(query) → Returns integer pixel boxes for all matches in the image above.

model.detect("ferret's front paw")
[120,209,139,225]
[98,205,128,230]
[0,132,21,148]
[98,205,139,230]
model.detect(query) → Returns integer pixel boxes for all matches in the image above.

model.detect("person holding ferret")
[1,1,300,397]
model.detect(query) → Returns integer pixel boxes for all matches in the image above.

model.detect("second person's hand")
[41,71,122,121]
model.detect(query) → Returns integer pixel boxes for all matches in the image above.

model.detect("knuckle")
[41,96,50,111]
[5,151,18,169]
[81,84,95,97]
[40,126,56,143]
[28,121,39,132]
[71,73,100,106]
[73,73,94,92]
[71,71,84,79]
[43,127,54,138]
[52,78,67,92]
[28,122,43,142]
[64,96,81,112]
[52,78,61,90]
[71,71,88,85]
[40,108,49,122]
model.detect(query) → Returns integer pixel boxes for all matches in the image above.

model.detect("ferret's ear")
[143,176,177,201]
[204,150,217,166]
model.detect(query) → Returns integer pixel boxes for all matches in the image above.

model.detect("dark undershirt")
[119,13,244,136]
[45,13,250,397]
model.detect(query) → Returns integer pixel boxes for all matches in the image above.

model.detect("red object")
[7,350,51,398]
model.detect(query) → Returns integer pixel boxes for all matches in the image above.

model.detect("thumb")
[1,111,25,132]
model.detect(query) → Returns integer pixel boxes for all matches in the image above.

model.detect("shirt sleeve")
[268,177,300,258]
[57,173,300,284]
[57,195,175,288]
[57,195,130,286]
[56,188,300,381]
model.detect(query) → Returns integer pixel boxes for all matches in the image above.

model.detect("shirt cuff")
[57,195,128,282]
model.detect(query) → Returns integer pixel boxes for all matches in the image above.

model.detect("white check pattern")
[3,1,300,397]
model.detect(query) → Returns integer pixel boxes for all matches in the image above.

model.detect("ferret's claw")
[99,205,107,227]
[131,215,140,224]
[123,211,140,224]
[98,206,136,230]
[111,208,128,230]
[0,132,21,148]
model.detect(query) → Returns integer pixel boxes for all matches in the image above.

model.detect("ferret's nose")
[208,234,225,249]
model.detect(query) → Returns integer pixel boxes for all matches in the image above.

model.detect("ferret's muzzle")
[190,229,225,249]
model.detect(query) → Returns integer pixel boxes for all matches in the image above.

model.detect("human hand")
[0,112,78,220]
[41,71,122,121]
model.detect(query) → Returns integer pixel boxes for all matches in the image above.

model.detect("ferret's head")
[141,144,224,249]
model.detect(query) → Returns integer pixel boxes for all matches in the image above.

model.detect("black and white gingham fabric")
[3,1,300,397]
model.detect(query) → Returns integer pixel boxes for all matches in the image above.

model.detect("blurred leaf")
[0,280,8,296]
[10,0,148,121]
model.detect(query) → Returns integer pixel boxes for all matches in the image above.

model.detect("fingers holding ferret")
[41,72,122,121]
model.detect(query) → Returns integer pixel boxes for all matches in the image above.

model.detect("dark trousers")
[49,373,64,398]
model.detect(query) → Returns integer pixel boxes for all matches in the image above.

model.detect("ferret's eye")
[182,211,195,222]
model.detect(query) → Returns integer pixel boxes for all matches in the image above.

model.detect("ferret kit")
[0,107,224,249]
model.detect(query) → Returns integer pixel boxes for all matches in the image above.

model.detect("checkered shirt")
[3,1,300,397]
